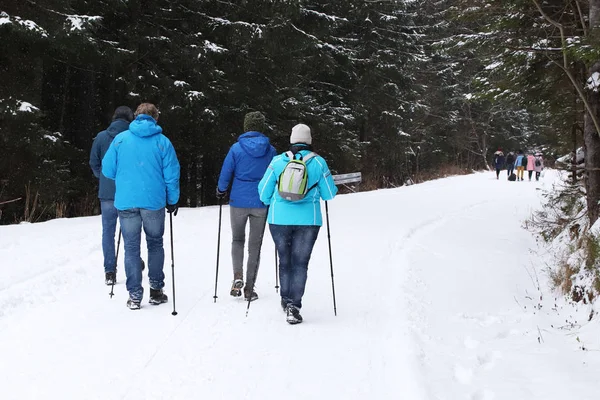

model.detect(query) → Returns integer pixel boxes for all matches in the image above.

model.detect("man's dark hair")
[113,106,134,122]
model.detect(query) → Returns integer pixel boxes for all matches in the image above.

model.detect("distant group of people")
[89,104,337,324]
[493,148,544,181]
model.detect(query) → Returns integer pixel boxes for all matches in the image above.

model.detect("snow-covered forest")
[3,2,600,397]
[3,0,592,224]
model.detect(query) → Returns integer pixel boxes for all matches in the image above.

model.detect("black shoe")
[230,279,243,297]
[149,288,168,305]
[281,299,287,312]
[105,272,116,286]
[141,259,145,272]
[127,298,141,310]
[244,290,258,302]
[286,305,303,325]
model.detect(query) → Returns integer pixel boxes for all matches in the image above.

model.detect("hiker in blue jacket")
[102,103,180,310]
[217,111,277,301]
[89,106,133,286]
[258,123,338,324]
[514,149,526,181]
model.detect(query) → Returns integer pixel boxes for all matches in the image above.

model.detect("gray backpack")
[277,151,318,201]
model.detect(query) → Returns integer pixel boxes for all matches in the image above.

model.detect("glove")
[166,203,178,216]
[216,188,227,199]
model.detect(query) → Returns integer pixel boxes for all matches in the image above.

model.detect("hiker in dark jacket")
[89,106,133,286]
[493,148,505,179]
[505,151,515,178]
[216,111,277,302]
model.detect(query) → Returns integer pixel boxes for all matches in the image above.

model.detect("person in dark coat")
[216,111,277,301]
[505,151,515,178]
[493,148,505,179]
[89,106,133,286]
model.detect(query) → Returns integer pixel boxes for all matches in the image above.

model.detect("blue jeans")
[269,224,320,309]
[101,200,119,273]
[119,208,166,301]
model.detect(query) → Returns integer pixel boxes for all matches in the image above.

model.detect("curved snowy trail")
[1,170,598,400]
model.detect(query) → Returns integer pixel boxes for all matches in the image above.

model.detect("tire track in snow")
[378,199,493,399]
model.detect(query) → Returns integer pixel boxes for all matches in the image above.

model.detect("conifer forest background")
[1,0,598,224]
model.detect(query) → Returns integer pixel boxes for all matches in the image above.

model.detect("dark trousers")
[269,224,320,308]
[506,163,514,176]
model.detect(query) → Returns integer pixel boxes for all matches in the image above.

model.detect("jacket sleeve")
[217,147,236,192]
[315,157,338,201]
[101,140,118,180]
[163,139,181,206]
[258,160,278,205]
[89,136,102,178]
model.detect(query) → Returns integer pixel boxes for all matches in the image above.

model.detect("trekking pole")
[325,201,337,316]
[109,228,121,298]
[169,213,178,316]
[275,248,279,293]
[213,200,223,303]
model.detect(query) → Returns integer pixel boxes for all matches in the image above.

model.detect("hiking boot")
[105,271,116,286]
[244,290,258,302]
[230,279,243,297]
[127,297,141,310]
[286,305,303,325]
[149,288,168,305]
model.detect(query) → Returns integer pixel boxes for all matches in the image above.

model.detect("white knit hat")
[290,124,312,145]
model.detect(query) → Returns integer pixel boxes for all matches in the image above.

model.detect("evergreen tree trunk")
[585,1,600,224]
[584,61,600,224]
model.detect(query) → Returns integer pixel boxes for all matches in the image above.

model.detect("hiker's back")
[261,149,336,226]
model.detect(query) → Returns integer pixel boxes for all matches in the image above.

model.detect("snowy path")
[1,171,599,399]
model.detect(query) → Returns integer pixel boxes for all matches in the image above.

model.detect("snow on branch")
[290,24,352,54]
[301,8,348,23]
[18,101,39,113]
[207,16,263,37]
[186,91,204,101]
[0,11,48,37]
[65,15,102,31]
[587,72,600,92]
[202,40,227,53]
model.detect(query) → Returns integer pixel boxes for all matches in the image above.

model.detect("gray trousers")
[230,206,268,288]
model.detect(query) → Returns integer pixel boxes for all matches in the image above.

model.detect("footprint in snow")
[477,350,502,370]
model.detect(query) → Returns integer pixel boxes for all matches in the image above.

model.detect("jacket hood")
[238,131,271,158]
[129,114,163,138]
[106,119,130,138]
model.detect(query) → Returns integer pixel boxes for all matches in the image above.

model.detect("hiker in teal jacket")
[258,123,337,325]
